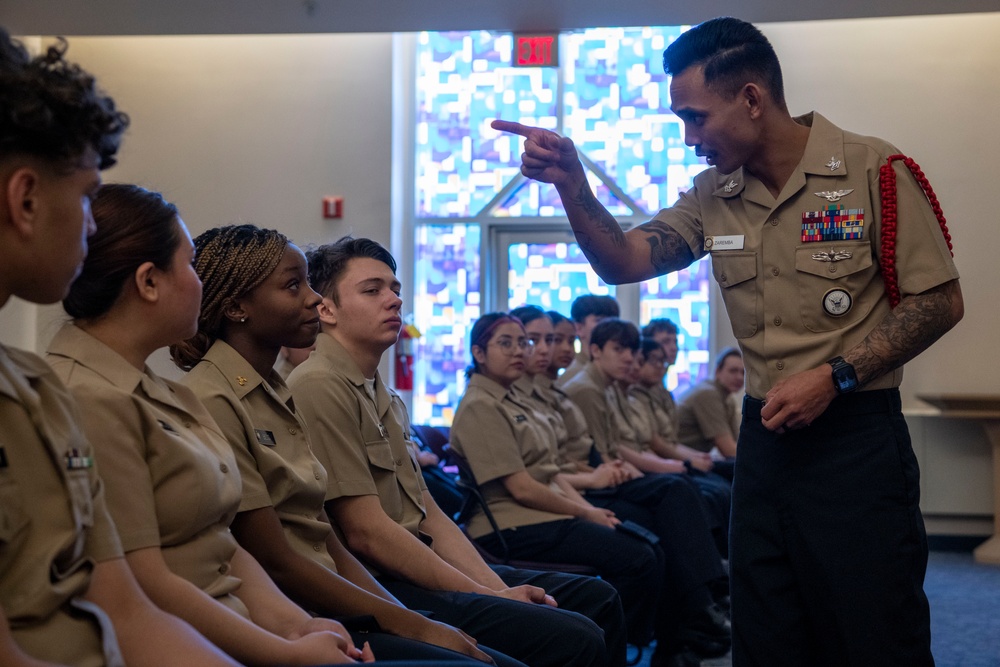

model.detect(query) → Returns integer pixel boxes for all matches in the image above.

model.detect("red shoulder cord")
[878,154,954,309]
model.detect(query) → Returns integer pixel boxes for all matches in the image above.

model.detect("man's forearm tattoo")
[571,181,626,249]
[642,223,694,275]
[850,283,959,385]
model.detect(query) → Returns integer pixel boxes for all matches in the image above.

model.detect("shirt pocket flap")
[712,251,757,288]
[795,243,871,279]
[365,440,396,472]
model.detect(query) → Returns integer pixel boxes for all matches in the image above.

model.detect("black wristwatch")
[827,356,859,394]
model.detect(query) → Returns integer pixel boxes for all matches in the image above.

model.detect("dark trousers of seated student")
[380,564,627,667]
[733,391,933,667]
[345,628,525,666]
[475,519,662,650]
[685,469,734,556]
[587,474,728,650]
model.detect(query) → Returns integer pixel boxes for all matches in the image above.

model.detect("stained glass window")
[411,26,713,426]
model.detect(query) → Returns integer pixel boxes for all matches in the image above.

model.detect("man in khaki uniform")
[0,28,234,667]
[494,16,963,666]
[675,348,744,458]
[289,237,627,667]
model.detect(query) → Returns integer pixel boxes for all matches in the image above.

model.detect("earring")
[240,317,247,323]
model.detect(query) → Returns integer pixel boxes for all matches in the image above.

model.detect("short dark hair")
[663,17,786,109]
[638,337,665,360]
[589,318,640,354]
[715,346,743,372]
[1,30,128,169]
[63,184,179,320]
[547,310,571,328]
[510,304,549,327]
[570,295,619,323]
[641,318,679,338]
[306,236,396,305]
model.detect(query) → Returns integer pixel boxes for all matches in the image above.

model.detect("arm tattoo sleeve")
[640,222,695,275]
[848,281,960,385]
[569,180,626,249]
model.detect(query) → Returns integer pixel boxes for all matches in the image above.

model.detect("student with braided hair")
[494,15,963,666]
[172,224,503,666]
[45,184,378,666]
[1,29,236,667]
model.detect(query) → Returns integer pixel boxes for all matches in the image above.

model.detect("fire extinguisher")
[394,324,421,391]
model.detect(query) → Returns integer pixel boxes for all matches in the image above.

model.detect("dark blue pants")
[732,390,933,667]
[381,564,627,667]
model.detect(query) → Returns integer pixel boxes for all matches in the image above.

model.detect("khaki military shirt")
[450,374,572,539]
[534,375,596,468]
[629,383,678,443]
[676,380,736,454]
[554,350,590,389]
[562,362,620,459]
[654,112,959,398]
[0,344,124,667]
[46,324,246,616]
[606,382,652,454]
[184,340,337,573]
[288,335,428,545]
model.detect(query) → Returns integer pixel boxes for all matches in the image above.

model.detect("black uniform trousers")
[347,629,520,666]
[587,473,728,650]
[732,390,933,667]
[474,521,662,652]
[381,564,628,667]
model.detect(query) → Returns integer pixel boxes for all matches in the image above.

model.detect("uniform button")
[771,267,779,276]
[769,218,779,226]
[219,563,229,574]
[313,544,322,552]
[219,463,229,473]
[720,273,727,283]
[776,361,785,370]
[394,458,402,466]
[829,265,838,273]
[773,316,782,326]
[288,427,297,435]
[184,422,192,428]
[314,472,322,480]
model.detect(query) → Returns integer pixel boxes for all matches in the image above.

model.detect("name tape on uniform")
[704,235,745,251]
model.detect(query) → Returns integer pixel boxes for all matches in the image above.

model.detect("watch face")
[835,372,858,393]
[823,288,853,317]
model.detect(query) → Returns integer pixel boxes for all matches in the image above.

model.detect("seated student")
[172,224,496,665]
[627,338,733,553]
[0,30,235,667]
[287,237,627,667]
[450,312,664,652]
[555,294,619,388]
[46,185,376,666]
[275,343,315,381]
[676,348,744,460]
[533,312,731,660]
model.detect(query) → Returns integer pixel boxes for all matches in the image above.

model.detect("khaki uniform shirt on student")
[654,112,959,398]
[1,345,124,667]
[675,379,737,454]
[184,340,338,573]
[629,383,678,443]
[450,374,572,539]
[554,349,590,389]
[562,362,621,460]
[288,334,428,558]
[46,324,248,618]
[533,375,597,469]
[606,382,653,454]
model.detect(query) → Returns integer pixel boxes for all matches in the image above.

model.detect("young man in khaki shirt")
[289,237,627,667]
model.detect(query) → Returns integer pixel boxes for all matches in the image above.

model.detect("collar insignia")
[236,376,248,386]
[825,157,842,171]
[814,189,854,202]
[723,179,738,193]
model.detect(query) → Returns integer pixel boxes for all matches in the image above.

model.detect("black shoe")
[679,603,731,659]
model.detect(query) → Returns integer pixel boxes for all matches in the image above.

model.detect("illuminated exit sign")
[513,33,559,67]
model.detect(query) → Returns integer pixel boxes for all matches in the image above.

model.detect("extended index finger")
[491,119,534,137]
